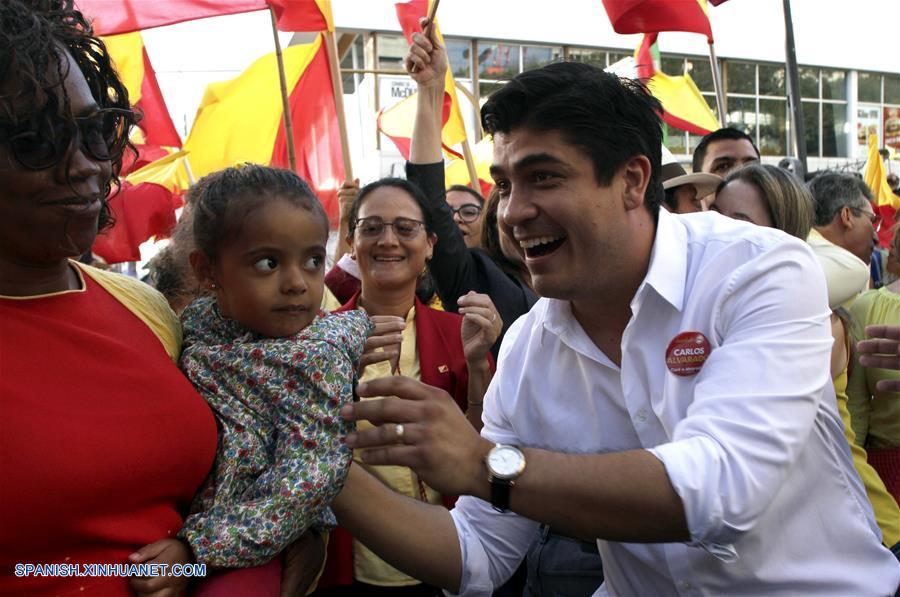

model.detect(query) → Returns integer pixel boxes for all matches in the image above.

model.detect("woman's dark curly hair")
[0,0,137,230]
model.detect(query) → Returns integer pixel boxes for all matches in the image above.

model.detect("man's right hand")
[404,17,447,89]
[341,376,493,499]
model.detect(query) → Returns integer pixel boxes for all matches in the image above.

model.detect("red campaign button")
[665,331,711,377]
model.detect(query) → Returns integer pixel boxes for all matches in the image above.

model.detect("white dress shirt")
[449,210,900,596]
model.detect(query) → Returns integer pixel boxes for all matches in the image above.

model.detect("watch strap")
[489,477,514,512]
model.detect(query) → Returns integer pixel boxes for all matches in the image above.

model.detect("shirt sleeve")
[406,161,480,312]
[447,320,538,595]
[649,239,834,551]
[180,314,371,568]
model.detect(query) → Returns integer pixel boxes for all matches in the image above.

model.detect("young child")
[138,164,372,595]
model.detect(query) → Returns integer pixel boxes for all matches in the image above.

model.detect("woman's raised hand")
[404,17,447,88]
[359,315,406,375]
[459,292,502,366]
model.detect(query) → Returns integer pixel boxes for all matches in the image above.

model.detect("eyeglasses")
[849,206,883,232]
[1,108,130,171]
[450,203,483,223]
[354,216,426,240]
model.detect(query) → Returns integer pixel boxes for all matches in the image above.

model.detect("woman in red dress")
[0,2,217,595]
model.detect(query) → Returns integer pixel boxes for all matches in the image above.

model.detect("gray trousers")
[524,526,604,597]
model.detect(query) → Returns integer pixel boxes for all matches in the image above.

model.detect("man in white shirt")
[333,49,900,595]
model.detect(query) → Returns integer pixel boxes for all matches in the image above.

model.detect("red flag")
[602,0,714,41]
[395,0,428,42]
[381,1,467,159]
[135,46,181,148]
[876,204,897,249]
[92,182,180,263]
[75,0,332,35]
[271,39,344,226]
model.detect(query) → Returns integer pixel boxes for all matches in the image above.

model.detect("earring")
[208,282,217,290]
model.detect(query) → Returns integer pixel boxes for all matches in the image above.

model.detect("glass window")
[686,58,714,93]
[758,99,787,156]
[798,67,819,99]
[662,57,684,76]
[339,34,364,93]
[522,45,562,71]
[727,61,755,94]
[478,81,506,106]
[688,133,706,156]
[885,74,900,105]
[607,52,631,67]
[725,96,757,145]
[479,43,520,80]
[446,38,471,78]
[664,127,687,155]
[802,101,819,157]
[759,64,785,97]
[568,48,605,68]
[377,34,408,71]
[821,70,846,101]
[858,72,882,103]
[822,103,848,157]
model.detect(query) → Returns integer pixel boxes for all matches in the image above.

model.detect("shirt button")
[635,408,648,422]
[679,580,694,591]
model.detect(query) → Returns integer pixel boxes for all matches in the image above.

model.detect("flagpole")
[323,29,355,182]
[461,139,479,189]
[707,41,726,128]
[269,7,297,173]
[782,0,807,175]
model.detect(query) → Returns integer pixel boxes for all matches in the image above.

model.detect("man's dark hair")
[692,127,760,173]
[446,184,485,206]
[480,61,665,216]
[0,0,137,231]
[806,171,873,226]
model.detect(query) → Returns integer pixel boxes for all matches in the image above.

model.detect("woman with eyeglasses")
[0,2,218,596]
[400,21,537,363]
[445,184,485,248]
[314,176,496,596]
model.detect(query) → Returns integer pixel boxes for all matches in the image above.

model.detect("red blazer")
[320,292,493,587]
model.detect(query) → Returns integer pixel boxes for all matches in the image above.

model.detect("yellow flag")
[864,134,900,209]
[102,32,145,103]
[648,71,720,136]
[126,150,192,193]
[182,36,323,180]
[445,137,493,189]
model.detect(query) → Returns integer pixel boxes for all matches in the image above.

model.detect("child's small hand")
[128,539,194,597]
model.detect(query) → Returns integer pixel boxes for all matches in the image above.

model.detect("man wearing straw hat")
[659,146,722,213]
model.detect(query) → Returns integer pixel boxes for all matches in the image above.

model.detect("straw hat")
[660,145,722,197]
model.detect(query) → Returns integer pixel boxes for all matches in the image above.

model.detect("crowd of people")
[2,1,899,596]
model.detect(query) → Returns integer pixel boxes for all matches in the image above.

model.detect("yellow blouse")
[352,305,442,586]
[847,288,900,450]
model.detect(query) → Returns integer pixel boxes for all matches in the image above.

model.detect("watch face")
[488,445,525,479]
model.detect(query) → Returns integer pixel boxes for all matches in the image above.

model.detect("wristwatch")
[485,444,526,512]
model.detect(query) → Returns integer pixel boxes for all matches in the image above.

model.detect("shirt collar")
[538,210,688,344]
[637,209,687,312]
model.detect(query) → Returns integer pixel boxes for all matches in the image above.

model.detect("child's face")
[209,198,326,337]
